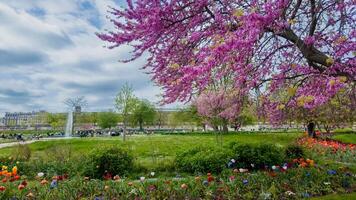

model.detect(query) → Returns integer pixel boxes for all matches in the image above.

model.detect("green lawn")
[311,192,356,200]
[333,134,356,144]
[0,132,301,169]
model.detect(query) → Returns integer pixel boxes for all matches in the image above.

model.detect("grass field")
[333,134,356,144]
[0,132,302,169]
[311,192,356,200]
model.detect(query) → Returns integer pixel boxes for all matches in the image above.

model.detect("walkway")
[0,137,72,149]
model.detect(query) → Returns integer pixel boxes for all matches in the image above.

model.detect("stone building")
[2,111,47,127]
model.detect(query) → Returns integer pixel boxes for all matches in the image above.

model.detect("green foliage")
[83,146,133,179]
[285,144,305,160]
[18,158,81,179]
[12,144,31,161]
[115,83,138,141]
[232,106,257,129]
[97,112,119,129]
[231,143,284,169]
[130,99,156,130]
[46,113,66,130]
[166,106,203,129]
[0,130,62,135]
[175,146,232,173]
[115,83,137,121]
[75,112,99,124]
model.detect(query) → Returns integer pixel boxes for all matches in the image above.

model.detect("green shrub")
[285,144,305,160]
[82,146,133,179]
[175,146,232,174]
[231,144,284,169]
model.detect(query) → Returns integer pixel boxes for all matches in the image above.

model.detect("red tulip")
[18,184,25,190]
[21,180,28,186]
[207,176,214,182]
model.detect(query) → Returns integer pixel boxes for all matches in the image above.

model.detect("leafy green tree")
[131,99,156,131]
[155,108,168,130]
[97,112,119,129]
[115,83,138,141]
[75,112,100,126]
[231,106,256,131]
[166,106,203,130]
[46,113,66,130]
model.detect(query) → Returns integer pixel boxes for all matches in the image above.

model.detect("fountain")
[64,96,87,137]
[65,111,73,137]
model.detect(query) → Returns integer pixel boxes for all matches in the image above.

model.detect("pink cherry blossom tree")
[194,89,243,132]
[98,0,355,123]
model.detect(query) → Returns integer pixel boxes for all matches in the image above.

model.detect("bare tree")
[64,96,88,112]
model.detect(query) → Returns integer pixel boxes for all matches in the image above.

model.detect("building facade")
[2,111,47,127]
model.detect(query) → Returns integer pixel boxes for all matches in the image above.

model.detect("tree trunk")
[324,124,330,134]
[139,121,143,131]
[222,124,229,133]
[158,120,161,130]
[123,117,127,142]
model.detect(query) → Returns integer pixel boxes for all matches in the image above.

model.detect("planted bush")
[83,146,133,179]
[175,146,232,174]
[231,144,284,169]
[285,144,305,160]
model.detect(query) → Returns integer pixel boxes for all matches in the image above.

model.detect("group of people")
[0,133,25,141]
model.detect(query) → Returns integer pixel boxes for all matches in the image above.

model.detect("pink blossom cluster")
[194,89,243,126]
[98,0,356,123]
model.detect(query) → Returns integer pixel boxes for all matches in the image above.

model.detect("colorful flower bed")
[0,160,355,199]
[298,137,355,151]
[298,137,356,163]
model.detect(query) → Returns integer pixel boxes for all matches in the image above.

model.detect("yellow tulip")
[12,166,18,175]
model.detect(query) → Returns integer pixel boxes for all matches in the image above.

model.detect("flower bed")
[0,161,355,199]
[298,137,356,163]
[298,137,355,151]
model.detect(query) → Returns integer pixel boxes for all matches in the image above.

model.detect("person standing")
[307,122,316,138]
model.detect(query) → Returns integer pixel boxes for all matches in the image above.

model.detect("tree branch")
[205,6,215,19]
[276,28,328,71]
[291,0,302,19]
[309,0,317,36]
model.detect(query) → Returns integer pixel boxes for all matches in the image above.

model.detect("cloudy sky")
[0,0,171,116]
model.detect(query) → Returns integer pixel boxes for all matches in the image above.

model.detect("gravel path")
[0,137,73,149]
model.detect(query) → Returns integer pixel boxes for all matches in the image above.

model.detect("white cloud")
[0,0,170,114]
